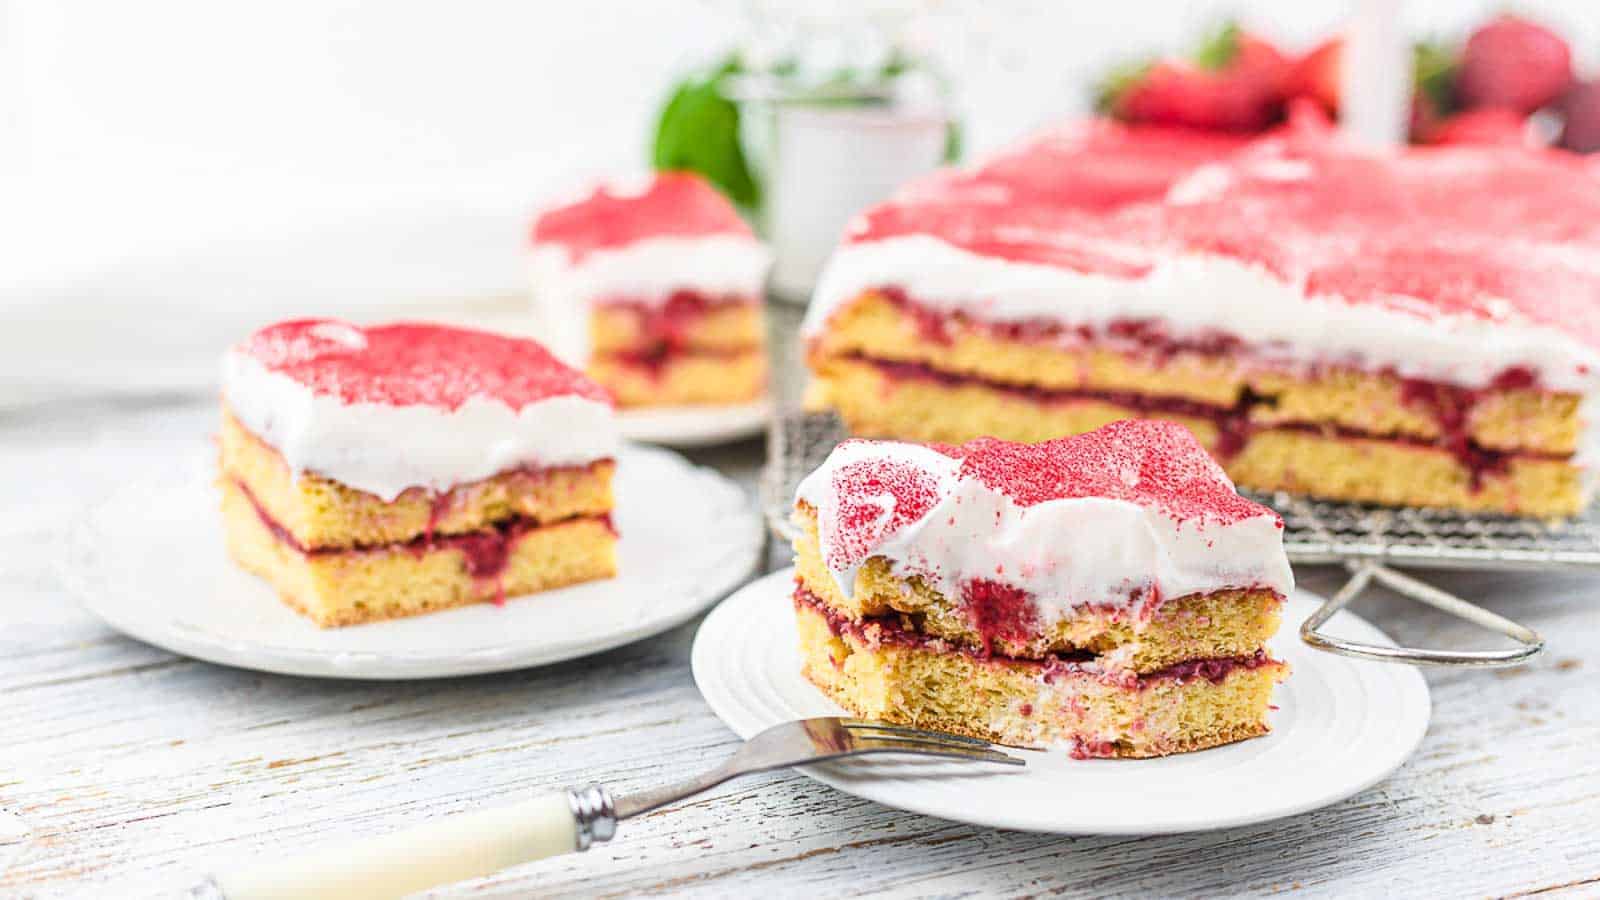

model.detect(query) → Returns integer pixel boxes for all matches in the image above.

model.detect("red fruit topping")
[238,319,610,410]
[1457,14,1572,114]
[1559,80,1600,154]
[531,171,752,259]
[1105,24,1292,133]
[961,579,1039,655]
[1422,108,1530,147]
[1289,37,1342,115]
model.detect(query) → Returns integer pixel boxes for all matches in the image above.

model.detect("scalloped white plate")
[693,569,1431,835]
[616,400,770,448]
[65,445,761,679]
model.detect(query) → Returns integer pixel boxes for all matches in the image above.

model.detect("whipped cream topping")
[222,321,617,501]
[530,235,772,365]
[527,172,772,366]
[806,235,1600,394]
[805,117,1600,396]
[795,423,1294,622]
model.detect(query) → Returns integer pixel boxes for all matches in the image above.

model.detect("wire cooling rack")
[759,407,1581,667]
[758,302,1576,666]
[761,407,1600,569]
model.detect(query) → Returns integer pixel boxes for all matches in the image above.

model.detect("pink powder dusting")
[238,319,611,411]
[816,420,1279,577]
[531,172,751,259]
[845,112,1600,354]
[937,420,1276,525]
[822,449,946,571]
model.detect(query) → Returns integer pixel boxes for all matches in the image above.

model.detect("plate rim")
[62,444,763,680]
[616,400,771,448]
[692,567,1432,836]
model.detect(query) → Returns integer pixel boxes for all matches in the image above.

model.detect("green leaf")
[1413,39,1460,117]
[1093,59,1153,115]
[1193,20,1241,71]
[943,119,963,163]
[651,65,759,209]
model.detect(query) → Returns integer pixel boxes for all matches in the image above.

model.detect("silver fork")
[197,717,1022,900]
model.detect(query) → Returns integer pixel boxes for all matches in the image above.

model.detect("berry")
[1422,108,1529,147]
[1101,23,1292,133]
[1289,37,1342,115]
[1457,14,1572,114]
[1558,80,1600,153]
[1409,40,1461,143]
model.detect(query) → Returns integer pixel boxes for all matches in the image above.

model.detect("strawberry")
[1289,37,1342,115]
[1099,22,1292,133]
[1421,108,1530,147]
[1457,14,1572,114]
[1558,80,1600,153]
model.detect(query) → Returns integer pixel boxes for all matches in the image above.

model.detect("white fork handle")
[209,791,578,900]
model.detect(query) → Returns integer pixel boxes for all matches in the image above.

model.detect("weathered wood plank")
[4,400,1600,898]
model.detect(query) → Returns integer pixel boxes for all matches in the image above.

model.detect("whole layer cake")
[792,419,1292,759]
[220,319,619,627]
[530,172,772,408]
[803,117,1600,516]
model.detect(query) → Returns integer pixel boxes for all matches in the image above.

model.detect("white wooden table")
[5,397,1600,898]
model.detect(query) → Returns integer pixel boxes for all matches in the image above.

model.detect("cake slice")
[804,117,1600,516]
[219,319,619,626]
[792,419,1292,758]
[530,172,772,408]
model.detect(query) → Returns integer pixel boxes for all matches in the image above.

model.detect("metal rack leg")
[1299,561,1545,667]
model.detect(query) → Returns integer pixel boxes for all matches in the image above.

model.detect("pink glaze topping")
[531,172,752,259]
[796,420,1295,623]
[848,120,1249,277]
[841,113,1600,353]
[236,319,610,411]
[936,421,1276,524]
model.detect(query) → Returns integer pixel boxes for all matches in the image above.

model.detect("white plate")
[617,401,770,448]
[692,569,1431,835]
[64,445,762,680]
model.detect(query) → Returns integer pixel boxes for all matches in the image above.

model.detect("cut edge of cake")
[789,421,1292,759]
[219,319,621,627]
[799,120,1600,518]
[528,172,773,409]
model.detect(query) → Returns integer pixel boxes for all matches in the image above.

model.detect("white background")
[2,0,1596,403]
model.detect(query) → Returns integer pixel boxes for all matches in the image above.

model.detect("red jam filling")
[878,287,1246,360]
[795,586,1274,689]
[236,479,615,583]
[847,346,1564,489]
[960,579,1039,656]
[596,290,756,350]
[591,291,757,380]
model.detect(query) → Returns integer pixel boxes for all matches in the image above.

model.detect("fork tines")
[840,718,990,746]
[838,718,1026,766]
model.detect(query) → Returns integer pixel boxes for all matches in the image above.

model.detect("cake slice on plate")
[804,117,1600,516]
[530,172,772,408]
[792,419,1292,758]
[219,319,618,627]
